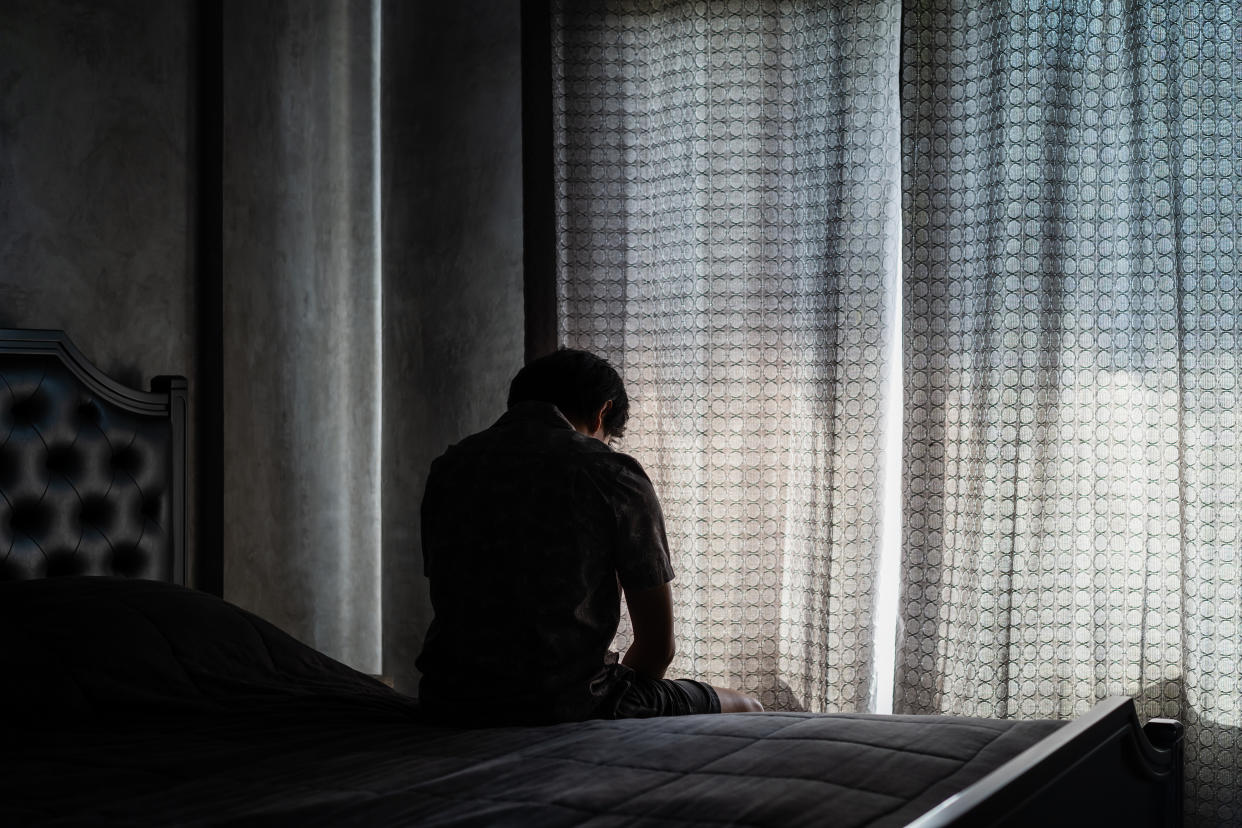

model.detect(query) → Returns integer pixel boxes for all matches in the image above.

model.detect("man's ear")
[594,399,614,435]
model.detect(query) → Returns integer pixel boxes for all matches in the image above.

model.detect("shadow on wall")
[104,361,144,391]
[1137,678,1240,827]
[0,318,146,391]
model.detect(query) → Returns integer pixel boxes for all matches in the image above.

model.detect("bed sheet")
[4,704,1062,826]
[1,577,1062,827]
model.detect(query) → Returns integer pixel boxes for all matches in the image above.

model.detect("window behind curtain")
[551,0,902,712]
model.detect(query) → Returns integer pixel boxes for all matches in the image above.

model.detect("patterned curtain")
[553,1,1238,822]
[552,0,902,712]
[900,1,1240,825]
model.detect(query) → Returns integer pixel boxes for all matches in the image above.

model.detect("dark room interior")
[0,0,1235,825]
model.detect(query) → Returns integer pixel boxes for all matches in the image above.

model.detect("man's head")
[508,348,630,440]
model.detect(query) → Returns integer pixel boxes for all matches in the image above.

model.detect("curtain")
[553,0,1238,823]
[899,1,1239,825]
[224,0,527,695]
[552,0,902,712]
[224,0,383,675]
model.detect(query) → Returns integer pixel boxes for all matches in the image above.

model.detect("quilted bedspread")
[1,578,1062,826]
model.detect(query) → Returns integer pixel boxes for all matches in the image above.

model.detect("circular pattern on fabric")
[553,0,900,713]
[901,2,1239,824]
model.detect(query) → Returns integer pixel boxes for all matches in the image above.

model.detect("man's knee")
[714,686,764,713]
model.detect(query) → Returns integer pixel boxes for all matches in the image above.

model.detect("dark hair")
[508,348,630,438]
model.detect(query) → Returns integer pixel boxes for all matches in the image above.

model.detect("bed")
[0,328,1183,827]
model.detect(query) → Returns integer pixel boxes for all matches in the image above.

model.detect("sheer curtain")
[553,1,1238,822]
[900,1,1239,824]
[552,0,902,712]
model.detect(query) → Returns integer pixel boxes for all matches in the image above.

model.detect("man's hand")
[621,582,675,679]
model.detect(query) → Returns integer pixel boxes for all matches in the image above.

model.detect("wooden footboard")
[907,697,1183,828]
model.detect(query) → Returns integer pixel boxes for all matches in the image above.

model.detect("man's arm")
[621,582,676,679]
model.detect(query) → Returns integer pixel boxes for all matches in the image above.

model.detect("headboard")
[0,329,186,584]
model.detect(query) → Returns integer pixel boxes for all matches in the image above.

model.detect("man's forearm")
[621,639,674,679]
[622,581,676,679]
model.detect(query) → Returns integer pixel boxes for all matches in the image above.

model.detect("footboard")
[907,697,1183,828]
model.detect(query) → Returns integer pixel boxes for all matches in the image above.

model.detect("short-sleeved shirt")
[415,401,674,725]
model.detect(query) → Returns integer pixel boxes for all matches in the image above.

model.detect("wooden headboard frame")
[0,329,186,584]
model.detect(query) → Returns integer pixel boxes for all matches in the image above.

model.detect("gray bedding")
[1,578,1063,826]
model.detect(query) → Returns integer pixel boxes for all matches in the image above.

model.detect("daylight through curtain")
[553,3,1240,822]
[552,0,902,712]
[899,1,1241,824]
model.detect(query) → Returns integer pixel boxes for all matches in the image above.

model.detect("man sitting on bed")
[416,348,763,725]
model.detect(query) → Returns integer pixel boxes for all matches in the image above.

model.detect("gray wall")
[381,1,525,692]
[0,0,197,566]
[0,0,525,693]
[222,0,524,688]
[223,0,384,674]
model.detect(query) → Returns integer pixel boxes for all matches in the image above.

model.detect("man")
[416,348,762,725]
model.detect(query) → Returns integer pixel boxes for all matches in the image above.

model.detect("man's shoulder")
[589,447,651,479]
[437,420,625,462]
[433,430,655,493]
[574,450,661,517]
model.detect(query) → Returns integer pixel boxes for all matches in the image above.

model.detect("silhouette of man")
[416,348,762,725]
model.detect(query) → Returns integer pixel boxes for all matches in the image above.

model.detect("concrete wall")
[0,0,525,692]
[0,0,197,566]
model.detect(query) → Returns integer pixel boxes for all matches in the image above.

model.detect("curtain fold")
[552,1,1238,821]
[552,0,902,712]
[223,0,382,674]
[900,1,1240,824]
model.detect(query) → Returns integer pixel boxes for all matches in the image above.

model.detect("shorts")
[608,666,721,718]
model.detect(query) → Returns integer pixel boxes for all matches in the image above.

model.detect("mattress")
[1,578,1063,827]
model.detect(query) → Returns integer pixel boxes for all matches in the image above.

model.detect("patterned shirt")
[416,401,674,725]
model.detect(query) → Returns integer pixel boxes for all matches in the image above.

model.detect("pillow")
[0,576,413,725]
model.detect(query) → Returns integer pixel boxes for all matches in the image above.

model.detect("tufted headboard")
[0,329,186,584]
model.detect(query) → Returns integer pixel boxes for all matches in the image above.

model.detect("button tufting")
[0,351,180,583]
[76,401,102,427]
[45,551,83,577]
[0,444,16,488]
[111,446,140,475]
[9,393,47,427]
[79,495,114,531]
[46,444,82,477]
[10,498,52,537]
[111,544,147,577]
